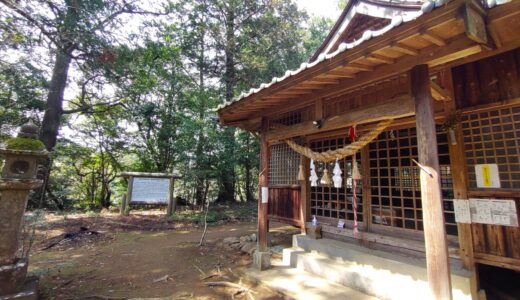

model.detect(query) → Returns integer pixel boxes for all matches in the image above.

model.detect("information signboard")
[131,177,170,204]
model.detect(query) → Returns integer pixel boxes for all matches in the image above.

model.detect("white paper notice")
[469,198,494,224]
[453,199,471,224]
[261,187,269,204]
[490,199,518,227]
[469,198,519,227]
[475,164,500,188]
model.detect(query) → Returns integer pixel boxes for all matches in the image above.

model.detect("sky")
[297,0,343,19]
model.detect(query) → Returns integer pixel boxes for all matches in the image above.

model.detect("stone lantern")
[0,122,48,299]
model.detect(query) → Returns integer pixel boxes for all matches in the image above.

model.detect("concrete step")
[241,266,378,300]
[283,235,474,300]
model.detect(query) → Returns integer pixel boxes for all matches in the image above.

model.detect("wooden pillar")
[123,176,134,216]
[120,194,127,216]
[439,70,479,299]
[411,65,453,300]
[258,117,269,252]
[299,153,310,234]
[167,177,176,216]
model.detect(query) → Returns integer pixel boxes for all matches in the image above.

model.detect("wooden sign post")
[120,172,181,217]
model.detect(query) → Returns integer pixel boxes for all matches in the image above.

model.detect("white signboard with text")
[131,177,170,204]
[454,198,519,227]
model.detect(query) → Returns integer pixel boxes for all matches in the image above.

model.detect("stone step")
[283,235,474,300]
[241,266,377,300]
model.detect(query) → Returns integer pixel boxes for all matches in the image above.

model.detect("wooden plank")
[327,69,356,78]
[411,65,452,300]
[392,43,419,56]
[258,117,269,253]
[366,54,394,64]
[266,95,414,142]
[474,252,520,272]
[343,63,373,72]
[422,31,447,46]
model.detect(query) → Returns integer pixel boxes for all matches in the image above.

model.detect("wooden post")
[124,176,134,216]
[411,64,453,300]
[299,154,310,234]
[439,70,479,299]
[258,117,269,252]
[120,194,127,216]
[167,177,176,216]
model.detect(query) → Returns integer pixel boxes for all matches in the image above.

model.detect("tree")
[0,0,170,151]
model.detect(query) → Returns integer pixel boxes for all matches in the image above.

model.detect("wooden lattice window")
[271,106,313,126]
[310,137,363,224]
[462,105,520,189]
[268,143,300,186]
[368,126,457,236]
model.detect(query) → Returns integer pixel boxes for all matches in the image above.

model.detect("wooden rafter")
[391,43,419,56]
[421,31,447,46]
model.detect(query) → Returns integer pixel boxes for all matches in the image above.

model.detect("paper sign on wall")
[489,199,518,227]
[469,198,519,227]
[261,187,269,203]
[475,164,500,188]
[453,199,471,224]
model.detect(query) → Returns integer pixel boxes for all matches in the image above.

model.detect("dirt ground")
[28,210,299,300]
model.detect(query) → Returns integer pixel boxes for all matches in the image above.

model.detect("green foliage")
[1,0,335,210]
[5,137,45,151]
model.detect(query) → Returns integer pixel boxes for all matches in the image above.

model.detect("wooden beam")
[306,78,340,84]
[392,43,419,56]
[258,117,269,253]
[422,31,447,46]
[266,95,413,142]
[430,81,452,101]
[344,63,373,72]
[327,70,356,78]
[366,53,394,64]
[411,65,452,300]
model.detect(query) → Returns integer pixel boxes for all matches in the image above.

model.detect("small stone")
[240,242,256,254]
[421,1,435,13]
[249,233,257,242]
[239,236,251,243]
[223,237,239,245]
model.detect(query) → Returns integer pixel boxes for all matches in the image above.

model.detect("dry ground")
[28,210,298,300]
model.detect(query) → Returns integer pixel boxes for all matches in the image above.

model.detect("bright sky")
[296,0,343,19]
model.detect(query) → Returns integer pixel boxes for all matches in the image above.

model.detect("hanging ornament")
[349,125,357,143]
[332,159,342,188]
[389,129,396,140]
[309,160,318,187]
[297,162,305,181]
[352,159,362,180]
[320,168,332,185]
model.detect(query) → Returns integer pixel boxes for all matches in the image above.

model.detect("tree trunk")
[217,3,237,203]
[40,50,72,151]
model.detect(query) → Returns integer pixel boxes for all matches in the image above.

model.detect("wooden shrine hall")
[217,0,520,299]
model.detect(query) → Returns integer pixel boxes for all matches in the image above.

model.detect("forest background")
[0,0,342,211]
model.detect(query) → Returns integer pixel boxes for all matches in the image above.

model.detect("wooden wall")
[452,48,520,271]
[267,186,302,227]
